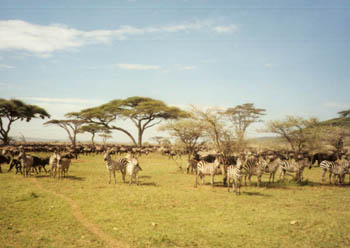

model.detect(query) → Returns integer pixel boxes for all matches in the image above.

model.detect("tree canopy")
[159,118,206,158]
[0,98,50,144]
[223,103,266,143]
[44,115,85,148]
[70,96,188,146]
[264,116,319,153]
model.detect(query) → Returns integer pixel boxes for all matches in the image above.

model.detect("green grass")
[1,153,350,248]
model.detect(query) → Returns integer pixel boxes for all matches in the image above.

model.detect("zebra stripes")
[195,157,222,187]
[320,160,350,185]
[103,151,128,184]
[241,157,268,186]
[226,158,243,195]
[279,158,310,182]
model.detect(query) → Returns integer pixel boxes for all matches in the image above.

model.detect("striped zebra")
[103,151,128,184]
[264,157,281,184]
[195,157,222,187]
[241,157,267,186]
[320,160,337,183]
[279,158,311,182]
[320,159,350,185]
[226,157,243,195]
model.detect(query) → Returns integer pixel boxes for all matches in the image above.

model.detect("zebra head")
[103,150,111,161]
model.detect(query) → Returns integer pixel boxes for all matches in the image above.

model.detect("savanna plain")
[1,152,350,248]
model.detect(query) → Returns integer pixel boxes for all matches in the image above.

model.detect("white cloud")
[0,20,238,56]
[0,64,14,69]
[22,97,103,104]
[115,63,161,71]
[213,24,238,34]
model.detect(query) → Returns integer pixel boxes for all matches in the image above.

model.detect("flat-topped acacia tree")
[0,98,50,145]
[69,96,188,146]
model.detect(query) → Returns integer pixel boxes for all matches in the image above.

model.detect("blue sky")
[0,0,349,143]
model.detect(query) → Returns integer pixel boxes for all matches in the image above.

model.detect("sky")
[0,0,349,143]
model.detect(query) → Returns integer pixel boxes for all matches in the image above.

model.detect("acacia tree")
[191,106,226,152]
[159,119,206,159]
[79,124,109,145]
[44,114,85,149]
[223,103,266,147]
[264,116,319,153]
[71,96,188,146]
[317,109,350,157]
[99,129,112,146]
[0,98,50,145]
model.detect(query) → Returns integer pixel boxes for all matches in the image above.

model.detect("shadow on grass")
[241,191,271,197]
[139,181,157,187]
[139,175,152,179]
[34,174,85,181]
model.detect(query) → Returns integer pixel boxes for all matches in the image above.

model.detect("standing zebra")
[320,160,338,184]
[279,158,311,182]
[241,156,267,186]
[19,150,34,178]
[226,157,243,195]
[103,150,128,184]
[195,157,222,187]
[321,159,350,185]
[264,157,281,184]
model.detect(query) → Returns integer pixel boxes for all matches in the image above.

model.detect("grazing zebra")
[321,159,350,185]
[226,157,243,195]
[241,157,267,186]
[195,157,222,187]
[103,151,128,184]
[264,157,281,184]
[279,158,311,182]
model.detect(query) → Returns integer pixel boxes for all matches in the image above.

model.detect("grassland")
[1,153,350,248]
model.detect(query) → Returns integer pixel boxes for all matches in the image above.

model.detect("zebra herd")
[192,153,350,195]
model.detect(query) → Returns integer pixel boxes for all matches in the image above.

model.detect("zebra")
[103,150,128,184]
[195,157,222,187]
[264,157,281,184]
[226,157,243,195]
[279,158,311,182]
[125,153,142,185]
[18,150,34,178]
[320,160,338,184]
[321,159,350,185]
[241,156,268,186]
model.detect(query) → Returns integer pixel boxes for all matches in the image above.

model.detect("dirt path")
[31,178,129,248]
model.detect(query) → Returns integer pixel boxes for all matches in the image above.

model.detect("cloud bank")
[0,20,238,56]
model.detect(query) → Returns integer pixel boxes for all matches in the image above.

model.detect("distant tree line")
[1,97,349,159]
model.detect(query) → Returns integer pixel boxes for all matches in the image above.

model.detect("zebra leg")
[108,170,111,184]
[113,170,117,184]
[257,175,261,187]
[248,175,252,185]
[227,177,230,192]
[321,169,327,182]
[329,172,332,184]
[121,169,126,183]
